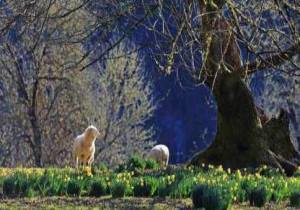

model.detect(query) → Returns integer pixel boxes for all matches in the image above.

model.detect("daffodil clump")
[0,167,45,178]
[133,176,158,197]
[82,166,93,177]
[0,162,299,209]
[114,171,134,188]
[190,164,300,207]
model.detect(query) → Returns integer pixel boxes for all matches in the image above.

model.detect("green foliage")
[156,184,172,198]
[192,184,232,210]
[3,173,35,197]
[256,165,284,177]
[290,191,300,207]
[155,170,194,199]
[156,180,173,198]
[97,163,109,172]
[203,187,232,210]
[133,177,158,197]
[111,182,127,198]
[114,155,147,173]
[66,180,81,196]
[236,189,247,203]
[36,171,66,196]
[3,176,16,197]
[0,165,299,209]
[249,187,269,207]
[145,159,159,170]
[89,179,107,197]
[240,179,256,199]
[127,155,146,172]
[269,179,289,202]
[15,178,31,197]
[171,175,193,198]
[191,184,208,208]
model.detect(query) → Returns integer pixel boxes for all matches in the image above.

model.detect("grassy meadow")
[0,156,299,209]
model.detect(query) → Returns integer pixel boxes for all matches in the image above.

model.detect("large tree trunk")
[190,73,263,168]
[189,1,299,175]
[189,72,299,175]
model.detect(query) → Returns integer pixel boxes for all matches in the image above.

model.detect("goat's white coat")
[72,125,100,168]
[148,144,169,167]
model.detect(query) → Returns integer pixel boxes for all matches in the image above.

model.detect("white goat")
[72,125,100,168]
[148,144,170,167]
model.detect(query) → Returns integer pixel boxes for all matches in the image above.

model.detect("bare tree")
[0,0,157,167]
[82,44,157,167]
[0,0,97,166]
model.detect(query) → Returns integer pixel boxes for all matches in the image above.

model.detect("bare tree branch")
[238,43,300,75]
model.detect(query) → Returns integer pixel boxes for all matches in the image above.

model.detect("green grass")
[0,158,299,209]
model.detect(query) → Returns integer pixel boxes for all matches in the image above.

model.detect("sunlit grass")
[0,160,299,209]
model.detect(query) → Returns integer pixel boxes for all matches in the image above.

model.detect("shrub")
[192,185,231,210]
[3,176,16,197]
[290,191,300,207]
[145,159,159,170]
[203,187,231,210]
[127,155,146,171]
[249,187,269,207]
[133,177,158,197]
[66,180,81,196]
[191,184,208,208]
[89,179,107,197]
[111,182,126,198]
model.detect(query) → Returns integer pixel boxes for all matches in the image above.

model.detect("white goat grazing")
[148,144,170,167]
[72,125,100,168]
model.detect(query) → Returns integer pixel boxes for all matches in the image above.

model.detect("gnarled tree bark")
[189,0,299,175]
[190,72,299,175]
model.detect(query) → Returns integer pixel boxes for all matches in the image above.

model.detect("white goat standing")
[72,125,100,168]
[148,144,170,167]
